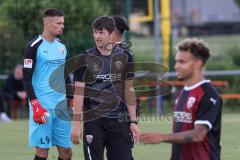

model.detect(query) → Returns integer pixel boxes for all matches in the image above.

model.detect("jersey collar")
[184,79,210,91]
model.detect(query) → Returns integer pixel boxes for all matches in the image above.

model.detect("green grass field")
[0,113,239,160]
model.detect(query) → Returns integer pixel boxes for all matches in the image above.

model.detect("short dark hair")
[43,8,64,18]
[112,15,129,34]
[92,16,116,34]
[176,38,211,65]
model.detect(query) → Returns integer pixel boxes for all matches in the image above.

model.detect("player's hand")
[17,91,27,100]
[30,99,48,124]
[139,132,164,144]
[71,121,82,145]
[130,123,140,143]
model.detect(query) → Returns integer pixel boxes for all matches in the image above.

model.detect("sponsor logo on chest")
[174,111,192,123]
[94,73,122,82]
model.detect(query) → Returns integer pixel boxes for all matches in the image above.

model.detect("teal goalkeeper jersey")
[23,35,67,109]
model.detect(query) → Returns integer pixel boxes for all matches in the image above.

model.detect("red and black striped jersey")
[172,80,222,160]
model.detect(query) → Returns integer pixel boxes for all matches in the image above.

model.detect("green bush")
[0,0,109,73]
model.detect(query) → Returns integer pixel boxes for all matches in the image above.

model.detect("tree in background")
[0,0,109,73]
[235,0,240,7]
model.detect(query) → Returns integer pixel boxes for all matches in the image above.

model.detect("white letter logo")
[210,98,217,105]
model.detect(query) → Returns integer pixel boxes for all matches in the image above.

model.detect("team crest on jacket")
[115,61,123,70]
[86,135,93,144]
[93,62,100,72]
[187,97,196,109]
[59,47,65,54]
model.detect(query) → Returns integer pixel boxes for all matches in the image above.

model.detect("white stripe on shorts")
[87,146,92,160]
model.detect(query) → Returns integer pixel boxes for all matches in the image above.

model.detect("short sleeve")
[73,53,87,82]
[124,50,134,80]
[195,93,222,130]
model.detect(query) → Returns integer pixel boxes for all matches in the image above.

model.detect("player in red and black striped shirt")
[140,38,222,160]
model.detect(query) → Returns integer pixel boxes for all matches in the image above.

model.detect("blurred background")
[0,0,240,159]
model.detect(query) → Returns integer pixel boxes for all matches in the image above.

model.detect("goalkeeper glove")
[30,99,48,124]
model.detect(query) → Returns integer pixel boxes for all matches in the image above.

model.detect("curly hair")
[176,38,211,65]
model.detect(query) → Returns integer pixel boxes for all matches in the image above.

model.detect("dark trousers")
[83,117,134,160]
[0,94,4,113]
[0,92,11,115]
[0,92,28,118]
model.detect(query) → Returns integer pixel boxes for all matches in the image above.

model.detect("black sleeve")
[73,53,87,82]
[195,92,222,130]
[22,41,39,101]
[124,50,134,80]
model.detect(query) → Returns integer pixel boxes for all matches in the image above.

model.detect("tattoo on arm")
[183,135,193,143]
[166,132,194,144]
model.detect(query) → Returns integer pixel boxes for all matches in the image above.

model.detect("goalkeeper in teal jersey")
[23,8,72,160]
